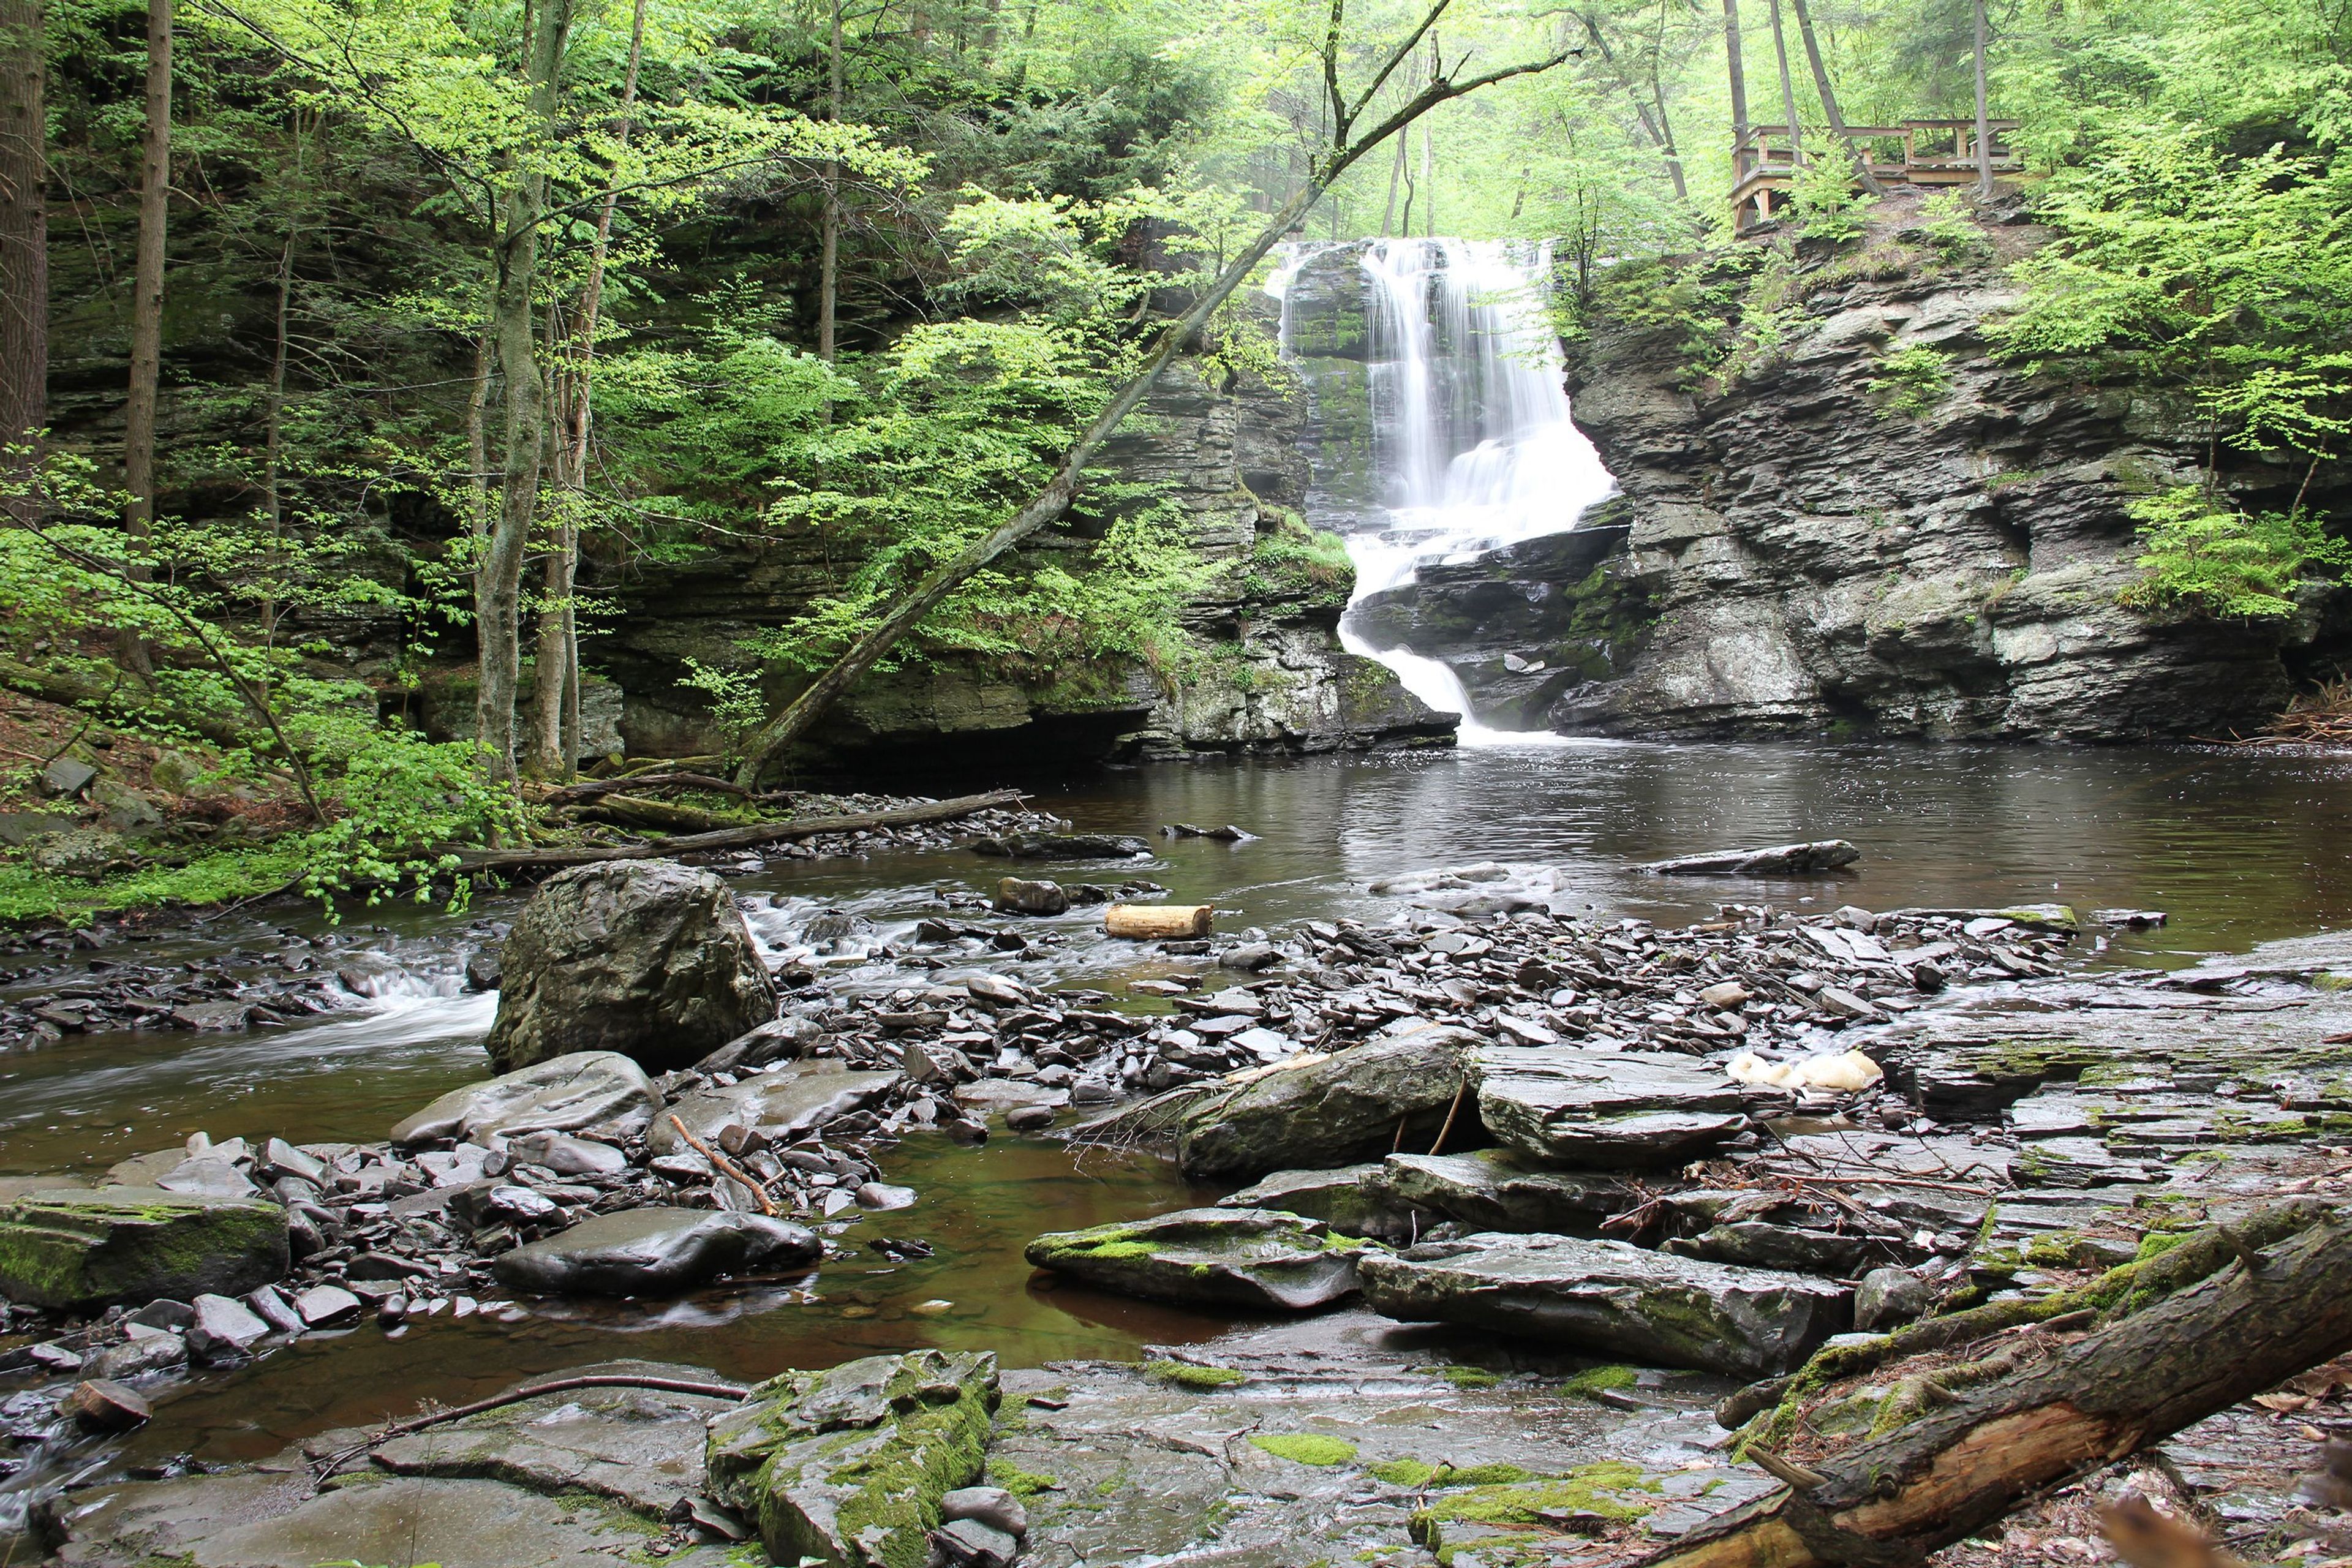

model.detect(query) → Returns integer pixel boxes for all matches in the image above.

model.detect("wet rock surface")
[1360,1232,1852,1378]
[1026,1207,1366,1310]
[492,1208,820,1296]
[0,1186,288,1312]
[1173,1024,1479,1182]
[484,860,777,1074]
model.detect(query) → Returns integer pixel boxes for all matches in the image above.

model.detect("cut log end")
[1104,903,1213,940]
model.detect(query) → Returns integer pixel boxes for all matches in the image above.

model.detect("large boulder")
[0,1187,288,1312]
[1025,1208,1365,1311]
[492,1208,821,1296]
[646,1063,902,1158]
[391,1051,660,1148]
[1359,1233,1850,1378]
[1216,1164,1418,1240]
[1472,1046,1751,1166]
[484,859,777,1074]
[1175,1026,1477,1183]
[706,1349,1000,1568]
[1363,1151,1639,1235]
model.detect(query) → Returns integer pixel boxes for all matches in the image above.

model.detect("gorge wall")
[1550,198,2351,742]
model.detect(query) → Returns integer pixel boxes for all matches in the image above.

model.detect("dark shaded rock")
[484,859,777,1074]
[935,1518,1019,1567]
[185,1292,272,1361]
[1176,1025,1478,1182]
[1854,1267,1934,1331]
[1363,1151,1638,1236]
[1359,1232,1850,1378]
[695,1015,824,1076]
[492,1207,820,1296]
[1472,1047,1751,1166]
[391,1050,660,1147]
[0,1186,288,1312]
[63,1378,151,1431]
[706,1349,999,1568]
[1642,840,1861,877]
[973,831,1153,860]
[994,877,1071,916]
[40,756,97,796]
[463,944,502,992]
[1025,1208,1363,1310]
[646,1062,901,1156]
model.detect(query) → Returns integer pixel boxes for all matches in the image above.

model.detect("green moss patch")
[1560,1364,1638,1399]
[1145,1360,1246,1389]
[1249,1433,1359,1466]
[987,1462,1060,1498]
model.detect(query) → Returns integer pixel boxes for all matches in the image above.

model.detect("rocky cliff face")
[1552,198,2350,741]
[566,330,1449,772]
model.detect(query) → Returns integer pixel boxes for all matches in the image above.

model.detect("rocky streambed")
[4,818,2351,1566]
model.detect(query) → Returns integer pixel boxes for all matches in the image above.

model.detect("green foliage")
[677,660,771,761]
[1866,345,1954,418]
[2117,488,2350,620]
[1791,160,1874,245]
[1913,190,1991,266]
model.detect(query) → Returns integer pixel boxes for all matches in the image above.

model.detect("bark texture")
[0,0,42,469]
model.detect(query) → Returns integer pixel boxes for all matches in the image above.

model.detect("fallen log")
[1627,1207,2352,1568]
[540,771,752,804]
[454,788,1027,873]
[567,792,741,834]
[1105,903,1213,939]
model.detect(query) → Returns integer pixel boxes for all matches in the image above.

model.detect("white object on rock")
[1726,1047,1883,1093]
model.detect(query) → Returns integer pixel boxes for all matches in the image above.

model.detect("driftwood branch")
[540,771,752,804]
[1629,1207,2352,1568]
[454,787,1025,872]
[311,1371,750,1485]
[667,1114,778,1216]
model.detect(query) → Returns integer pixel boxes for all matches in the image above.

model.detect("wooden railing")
[1731,118,2022,231]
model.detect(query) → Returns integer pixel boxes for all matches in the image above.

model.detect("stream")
[5,742,2351,1477]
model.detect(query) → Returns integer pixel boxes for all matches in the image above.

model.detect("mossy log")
[1631,1208,2352,1568]
[453,788,1026,872]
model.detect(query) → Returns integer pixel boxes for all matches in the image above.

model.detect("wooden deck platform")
[1732,119,2022,230]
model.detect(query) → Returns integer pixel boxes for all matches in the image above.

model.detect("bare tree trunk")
[257,211,293,673]
[1580,11,1686,202]
[729,16,1581,785]
[1766,0,1803,168]
[524,0,641,779]
[475,0,571,784]
[816,0,843,363]
[0,0,43,494]
[1972,0,1992,196]
[119,0,168,674]
[1721,0,1749,148]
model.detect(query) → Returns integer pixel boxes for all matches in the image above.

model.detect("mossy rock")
[704,1348,1000,1568]
[1025,1208,1366,1311]
[0,1185,289,1311]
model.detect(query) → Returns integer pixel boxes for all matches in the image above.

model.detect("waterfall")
[1279,238,1615,744]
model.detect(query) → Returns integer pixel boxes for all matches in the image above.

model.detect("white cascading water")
[1275,238,1616,744]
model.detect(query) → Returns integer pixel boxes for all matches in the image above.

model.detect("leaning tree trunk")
[1765,0,1803,169]
[0,0,44,496]
[1635,1208,2352,1568]
[1788,0,1883,194]
[728,21,1581,786]
[476,0,573,783]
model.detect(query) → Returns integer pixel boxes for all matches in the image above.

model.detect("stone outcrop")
[1025,1208,1365,1310]
[1357,1232,1852,1378]
[1174,1025,1479,1183]
[1552,193,2351,740]
[706,1349,1000,1568]
[1471,1046,1755,1167]
[484,861,777,1074]
[0,1186,289,1312]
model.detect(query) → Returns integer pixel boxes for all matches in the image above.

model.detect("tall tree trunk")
[1972,0,1992,196]
[1766,0,1803,168]
[729,22,1580,785]
[475,0,571,784]
[119,0,168,673]
[1580,11,1686,202]
[526,0,641,778]
[1721,0,1750,149]
[257,219,293,670]
[817,0,843,362]
[1789,0,1882,194]
[0,0,43,494]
